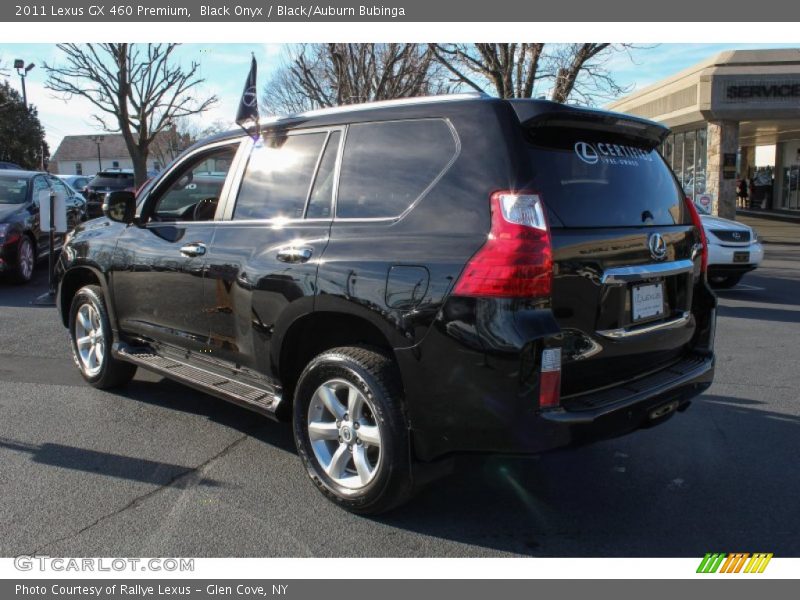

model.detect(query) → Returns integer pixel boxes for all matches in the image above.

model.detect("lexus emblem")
[574,141,599,165]
[242,86,258,107]
[648,233,668,261]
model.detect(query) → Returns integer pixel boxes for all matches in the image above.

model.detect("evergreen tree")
[0,81,49,170]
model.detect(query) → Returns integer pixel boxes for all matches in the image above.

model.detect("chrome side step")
[112,343,282,419]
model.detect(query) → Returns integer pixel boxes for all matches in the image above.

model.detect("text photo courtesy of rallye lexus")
[54,94,716,514]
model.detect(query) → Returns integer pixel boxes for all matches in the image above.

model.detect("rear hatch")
[520,116,702,397]
[87,172,135,203]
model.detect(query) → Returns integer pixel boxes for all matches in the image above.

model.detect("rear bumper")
[397,295,716,462]
[539,354,713,445]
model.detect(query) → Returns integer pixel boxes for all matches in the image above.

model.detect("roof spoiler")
[508,99,670,146]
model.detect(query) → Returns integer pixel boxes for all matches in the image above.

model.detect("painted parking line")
[716,284,765,292]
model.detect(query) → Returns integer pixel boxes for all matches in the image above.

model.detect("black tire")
[709,273,743,289]
[293,346,412,515]
[10,235,35,284]
[68,285,137,389]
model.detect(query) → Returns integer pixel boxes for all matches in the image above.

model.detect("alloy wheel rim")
[74,303,104,377]
[307,378,382,490]
[19,239,33,280]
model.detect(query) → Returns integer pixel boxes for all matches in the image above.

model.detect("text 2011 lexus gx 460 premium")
[55,94,716,513]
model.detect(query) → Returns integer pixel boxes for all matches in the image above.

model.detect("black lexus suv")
[55,94,716,514]
[84,169,136,218]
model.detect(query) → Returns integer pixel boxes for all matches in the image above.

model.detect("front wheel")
[11,235,35,283]
[293,346,412,514]
[69,285,137,389]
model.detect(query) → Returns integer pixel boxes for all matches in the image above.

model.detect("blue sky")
[0,42,794,153]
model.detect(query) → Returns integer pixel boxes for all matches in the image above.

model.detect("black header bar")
[3,0,799,22]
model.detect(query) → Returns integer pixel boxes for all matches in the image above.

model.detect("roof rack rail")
[262,92,493,123]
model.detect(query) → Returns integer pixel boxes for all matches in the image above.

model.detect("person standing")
[737,178,748,209]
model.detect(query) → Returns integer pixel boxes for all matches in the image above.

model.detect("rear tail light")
[684,196,708,273]
[539,347,562,408]
[453,191,553,298]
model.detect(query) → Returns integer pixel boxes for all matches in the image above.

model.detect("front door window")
[148,145,237,222]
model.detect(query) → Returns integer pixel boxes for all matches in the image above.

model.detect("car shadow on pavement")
[716,273,800,307]
[114,376,297,455]
[717,303,800,323]
[99,376,800,557]
[0,268,53,308]
[368,393,800,557]
[0,435,225,489]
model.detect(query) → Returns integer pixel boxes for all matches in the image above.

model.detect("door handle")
[180,242,207,257]
[276,246,313,263]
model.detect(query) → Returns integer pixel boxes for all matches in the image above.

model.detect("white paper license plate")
[632,283,664,322]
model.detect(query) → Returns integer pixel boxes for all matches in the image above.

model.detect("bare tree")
[45,44,218,185]
[262,65,318,115]
[147,122,193,171]
[262,43,451,115]
[549,44,635,104]
[430,43,546,99]
[148,118,232,170]
[431,43,643,105]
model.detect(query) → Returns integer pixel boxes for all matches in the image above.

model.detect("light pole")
[90,135,103,172]
[13,59,35,109]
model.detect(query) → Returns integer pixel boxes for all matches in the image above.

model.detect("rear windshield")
[89,172,134,187]
[526,127,685,228]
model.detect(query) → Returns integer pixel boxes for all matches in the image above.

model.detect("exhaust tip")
[648,400,679,421]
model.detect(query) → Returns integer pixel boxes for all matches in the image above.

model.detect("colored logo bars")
[697,553,773,574]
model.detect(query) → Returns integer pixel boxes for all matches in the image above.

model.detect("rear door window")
[526,128,685,228]
[336,119,457,219]
[49,177,69,196]
[234,132,327,220]
[32,176,50,203]
[306,131,341,219]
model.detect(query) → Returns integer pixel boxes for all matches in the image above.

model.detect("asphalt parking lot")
[1,243,799,558]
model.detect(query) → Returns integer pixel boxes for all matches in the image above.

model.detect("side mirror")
[103,190,137,224]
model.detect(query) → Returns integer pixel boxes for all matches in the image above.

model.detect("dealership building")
[608,48,800,219]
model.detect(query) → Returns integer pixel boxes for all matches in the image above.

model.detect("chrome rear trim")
[601,259,694,285]
[596,311,692,339]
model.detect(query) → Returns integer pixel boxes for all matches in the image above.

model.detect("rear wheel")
[708,273,743,289]
[293,346,412,514]
[69,285,137,389]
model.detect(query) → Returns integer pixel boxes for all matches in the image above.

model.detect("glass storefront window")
[695,127,707,197]
[662,136,673,168]
[684,130,696,196]
[663,127,707,199]
[673,132,684,188]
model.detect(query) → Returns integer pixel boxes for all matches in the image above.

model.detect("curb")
[760,239,800,247]
[737,210,800,225]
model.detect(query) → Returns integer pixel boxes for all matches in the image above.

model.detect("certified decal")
[575,141,653,167]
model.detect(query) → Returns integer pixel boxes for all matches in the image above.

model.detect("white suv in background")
[701,215,764,288]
